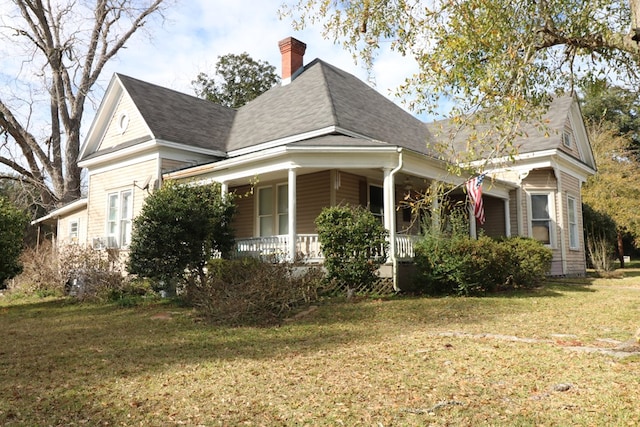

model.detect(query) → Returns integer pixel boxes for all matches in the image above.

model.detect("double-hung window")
[567,196,579,249]
[258,184,288,236]
[530,193,553,246]
[106,189,133,248]
[69,219,79,242]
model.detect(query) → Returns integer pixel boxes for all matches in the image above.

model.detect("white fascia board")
[167,148,400,184]
[195,160,299,184]
[78,139,157,168]
[85,152,160,176]
[164,146,289,180]
[31,198,88,225]
[226,125,376,157]
[78,79,123,161]
[155,139,227,158]
[79,138,225,170]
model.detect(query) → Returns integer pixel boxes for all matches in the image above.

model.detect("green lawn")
[1,273,640,426]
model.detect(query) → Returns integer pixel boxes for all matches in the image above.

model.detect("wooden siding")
[521,169,562,275]
[98,93,150,151]
[558,121,582,159]
[335,171,363,206]
[561,172,586,275]
[297,171,331,234]
[231,185,254,238]
[87,159,158,242]
[56,208,88,246]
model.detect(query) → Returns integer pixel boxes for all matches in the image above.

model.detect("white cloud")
[1,0,443,138]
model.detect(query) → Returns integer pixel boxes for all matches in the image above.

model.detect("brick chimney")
[278,36,307,85]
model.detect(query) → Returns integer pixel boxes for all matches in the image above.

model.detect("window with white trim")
[257,184,288,236]
[562,127,573,148]
[530,193,553,246]
[69,219,79,242]
[567,195,579,249]
[106,189,133,248]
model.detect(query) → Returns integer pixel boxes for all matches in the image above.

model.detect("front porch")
[234,233,421,263]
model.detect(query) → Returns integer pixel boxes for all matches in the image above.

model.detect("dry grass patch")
[1,272,640,425]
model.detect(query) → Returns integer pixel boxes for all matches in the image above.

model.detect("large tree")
[0,0,168,209]
[192,53,279,109]
[580,81,640,266]
[282,0,640,159]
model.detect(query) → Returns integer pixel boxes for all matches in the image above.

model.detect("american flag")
[466,173,486,225]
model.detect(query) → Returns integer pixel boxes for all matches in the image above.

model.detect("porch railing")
[234,233,419,263]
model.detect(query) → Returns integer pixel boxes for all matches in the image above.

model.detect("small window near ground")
[568,195,579,249]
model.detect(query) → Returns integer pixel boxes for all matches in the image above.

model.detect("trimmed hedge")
[414,235,552,295]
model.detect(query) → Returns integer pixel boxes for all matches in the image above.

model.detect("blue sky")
[99,1,420,109]
[0,0,436,142]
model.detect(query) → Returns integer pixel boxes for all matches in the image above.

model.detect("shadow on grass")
[0,283,606,425]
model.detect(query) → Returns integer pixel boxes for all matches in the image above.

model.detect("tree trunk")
[617,229,626,268]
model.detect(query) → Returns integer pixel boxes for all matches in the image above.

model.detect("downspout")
[387,148,403,292]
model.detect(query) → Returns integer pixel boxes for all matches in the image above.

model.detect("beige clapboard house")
[34,37,596,289]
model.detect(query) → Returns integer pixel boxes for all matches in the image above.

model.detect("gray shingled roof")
[117,73,235,152]
[427,96,575,161]
[227,59,439,157]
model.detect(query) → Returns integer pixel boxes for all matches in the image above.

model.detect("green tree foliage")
[192,53,279,108]
[580,84,640,266]
[582,203,618,271]
[282,0,640,160]
[315,205,388,291]
[580,79,640,147]
[0,197,28,286]
[127,182,236,292]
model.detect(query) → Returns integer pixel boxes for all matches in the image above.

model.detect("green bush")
[186,258,324,325]
[127,181,236,293]
[498,237,553,289]
[0,197,28,287]
[414,235,552,295]
[315,205,388,292]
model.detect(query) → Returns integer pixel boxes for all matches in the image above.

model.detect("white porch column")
[504,198,511,237]
[288,168,297,262]
[220,181,228,198]
[383,168,396,260]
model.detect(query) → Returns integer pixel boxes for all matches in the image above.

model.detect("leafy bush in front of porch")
[315,205,388,292]
[127,181,236,294]
[186,258,324,325]
[414,235,552,295]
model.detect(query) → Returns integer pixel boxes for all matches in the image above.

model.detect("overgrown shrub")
[414,235,552,295]
[315,205,388,292]
[186,258,324,325]
[10,243,152,303]
[10,242,64,295]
